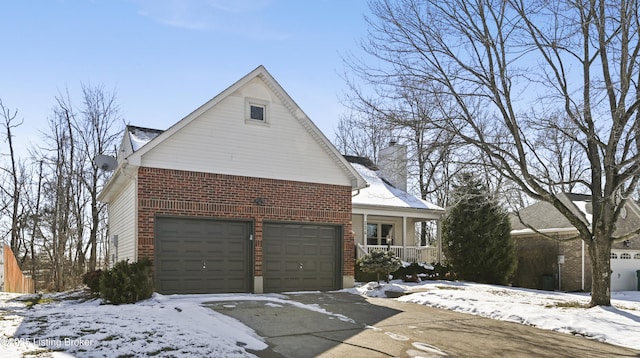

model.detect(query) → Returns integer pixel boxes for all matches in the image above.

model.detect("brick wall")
[558,238,592,292]
[513,234,592,292]
[136,167,354,277]
[512,236,558,289]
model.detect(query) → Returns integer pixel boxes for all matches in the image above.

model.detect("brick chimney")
[378,141,407,191]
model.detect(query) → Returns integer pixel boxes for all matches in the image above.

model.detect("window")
[611,252,618,259]
[621,253,631,259]
[250,105,265,121]
[634,253,640,260]
[367,223,393,246]
[246,98,269,125]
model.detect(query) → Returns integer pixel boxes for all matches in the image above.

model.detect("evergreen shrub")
[391,262,457,281]
[99,259,154,304]
[357,250,402,283]
[442,173,517,285]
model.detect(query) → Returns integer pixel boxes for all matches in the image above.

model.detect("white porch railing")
[357,244,440,264]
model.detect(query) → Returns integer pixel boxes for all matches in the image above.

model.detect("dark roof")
[511,192,640,236]
[510,200,573,230]
[127,125,165,135]
[563,193,592,202]
[343,155,378,171]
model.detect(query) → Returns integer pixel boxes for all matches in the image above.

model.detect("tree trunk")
[587,233,612,307]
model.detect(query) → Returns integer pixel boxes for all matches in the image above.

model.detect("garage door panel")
[263,223,341,293]
[285,245,301,255]
[226,241,247,254]
[157,279,181,292]
[155,217,252,294]
[182,240,206,253]
[611,249,640,291]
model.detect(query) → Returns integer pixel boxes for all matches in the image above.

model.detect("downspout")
[581,239,585,291]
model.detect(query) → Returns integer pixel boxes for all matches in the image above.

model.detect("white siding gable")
[139,76,353,186]
[107,178,136,264]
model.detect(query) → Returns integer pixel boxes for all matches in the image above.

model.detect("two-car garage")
[154,217,342,294]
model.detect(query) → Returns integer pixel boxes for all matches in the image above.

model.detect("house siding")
[107,177,137,263]
[513,234,593,292]
[559,238,592,292]
[136,167,354,278]
[140,82,352,187]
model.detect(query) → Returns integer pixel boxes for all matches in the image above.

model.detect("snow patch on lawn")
[349,280,640,350]
[1,281,639,356]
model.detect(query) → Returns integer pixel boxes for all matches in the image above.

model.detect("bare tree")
[74,84,120,271]
[0,100,26,254]
[28,84,119,290]
[356,0,640,306]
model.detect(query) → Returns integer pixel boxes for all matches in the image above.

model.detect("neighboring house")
[511,193,640,292]
[99,66,367,294]
[345,144,445,265]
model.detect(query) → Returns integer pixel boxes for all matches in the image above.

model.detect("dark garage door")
[262,223,341,293]
[155,217,252,294]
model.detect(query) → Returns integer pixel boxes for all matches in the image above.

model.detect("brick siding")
[558,238,592,292]
[514,234,593,292]
[136,167,354,277]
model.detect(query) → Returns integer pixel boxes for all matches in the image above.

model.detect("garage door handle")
[299,262,303,270]
[202,260,206,269]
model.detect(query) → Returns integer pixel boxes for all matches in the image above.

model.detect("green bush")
[442,173,517,285]
[99,259,154,304]
[390,262,457,282]
[82,270,104,293]
[357,250,402,283]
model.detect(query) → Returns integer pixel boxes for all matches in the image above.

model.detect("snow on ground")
[0,281,639,357]
[349,280,640,350]
[0,291,269,357]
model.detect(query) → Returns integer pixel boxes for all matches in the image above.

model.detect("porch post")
[363,213,368,252]
[402,216,407,260]
[436,219,442,263]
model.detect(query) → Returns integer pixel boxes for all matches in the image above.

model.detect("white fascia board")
[352,204,444,220]
[510,227,578,236]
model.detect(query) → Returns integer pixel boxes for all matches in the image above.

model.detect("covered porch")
[352,206,443,264]
[345,151,445,265]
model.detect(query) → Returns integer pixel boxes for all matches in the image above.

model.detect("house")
[510,193,640,291]
[99,65,368,294]
[345,144,445,265]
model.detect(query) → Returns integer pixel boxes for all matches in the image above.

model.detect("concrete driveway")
[207,292,640,358]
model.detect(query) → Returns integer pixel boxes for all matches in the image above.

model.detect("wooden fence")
[2,244,35,293]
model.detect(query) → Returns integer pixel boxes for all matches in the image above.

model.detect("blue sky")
[0,0,371,156]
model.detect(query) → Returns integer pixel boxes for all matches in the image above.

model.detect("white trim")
[352,204,443,220]
[510,227,578,236]
[245,97,269,125]
[402,216,407,260]
[123,66,366,190]
[581,239,585,291]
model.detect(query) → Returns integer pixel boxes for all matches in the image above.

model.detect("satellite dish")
[93,154,118,171]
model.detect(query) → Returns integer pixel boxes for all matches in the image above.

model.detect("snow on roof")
[128,126,164,151]
[350,163,443,211]
[572,200,593,224]
[510,227,578,236]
